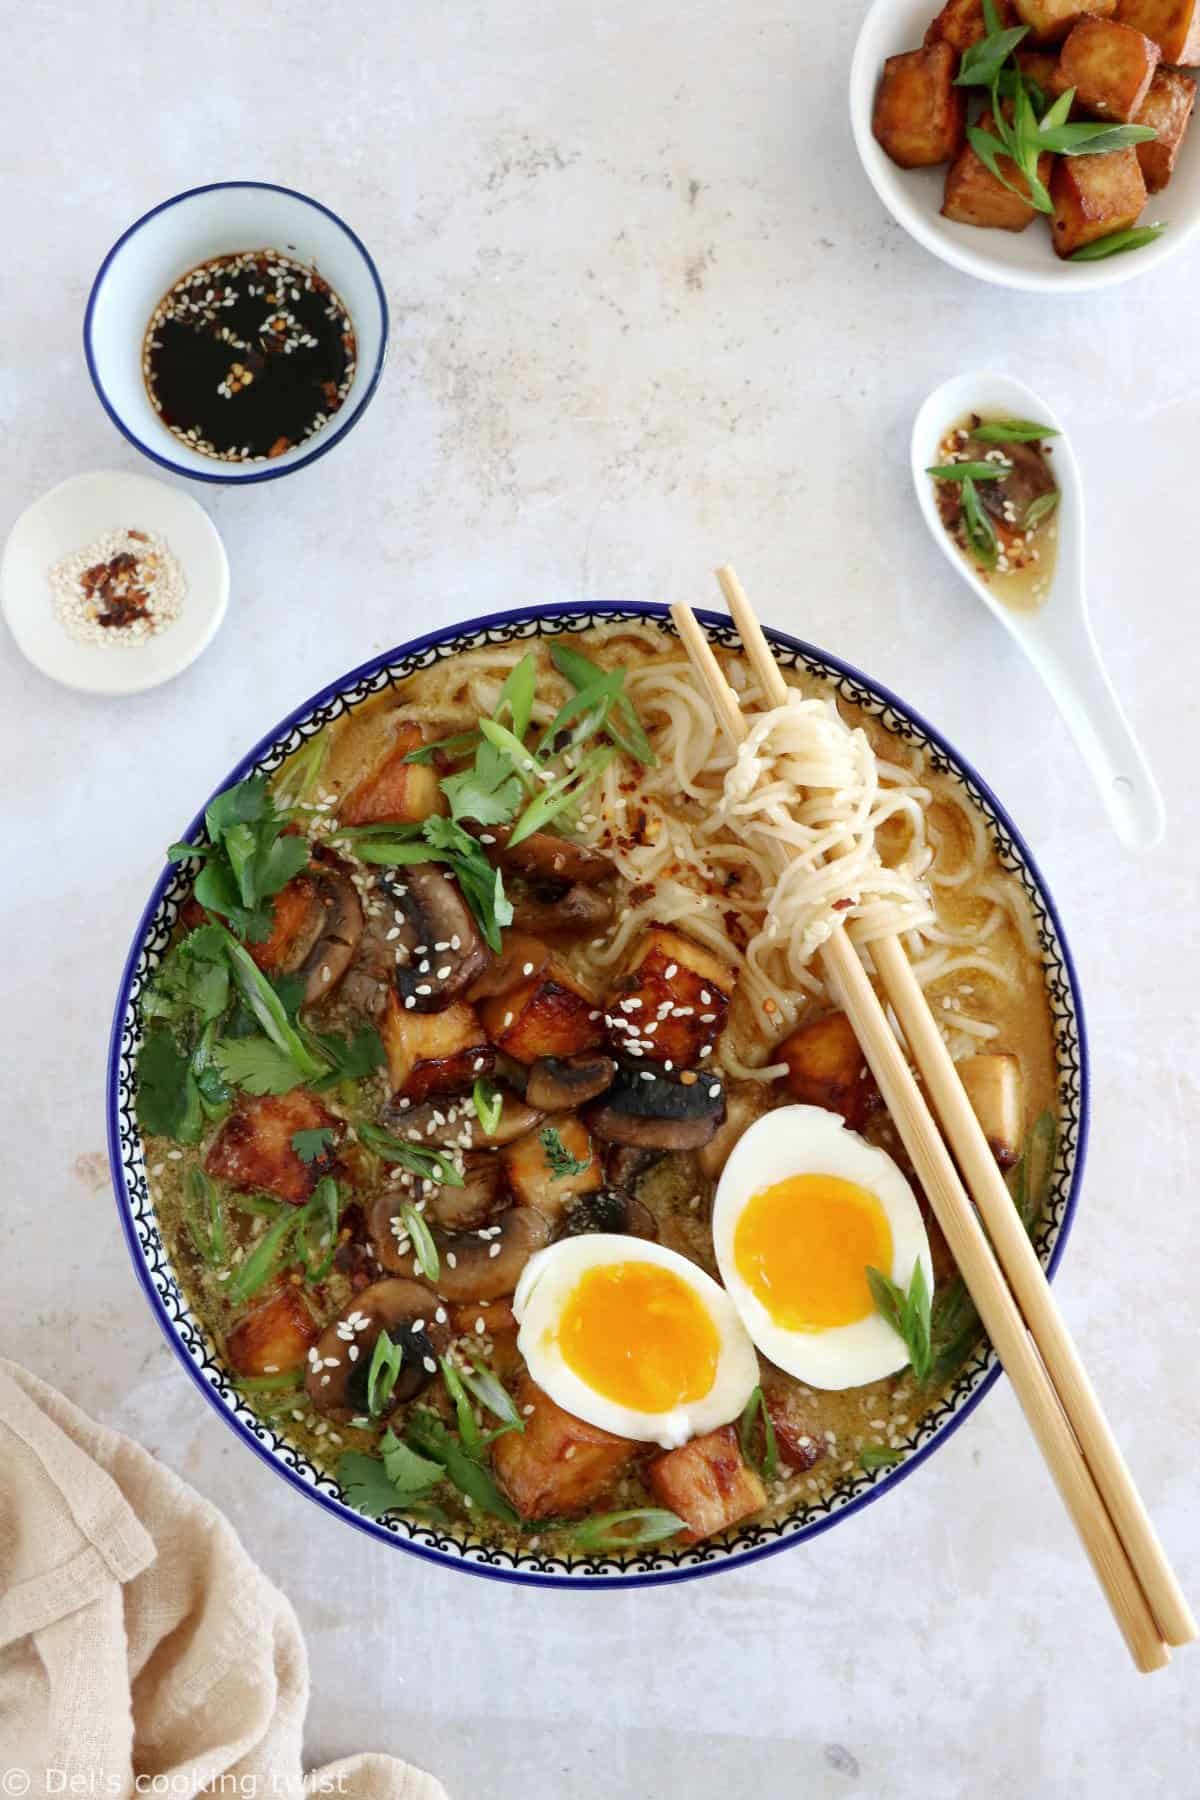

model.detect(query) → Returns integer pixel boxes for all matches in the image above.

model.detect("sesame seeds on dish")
[50,527,185,646]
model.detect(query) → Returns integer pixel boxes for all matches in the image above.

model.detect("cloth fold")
[0,1361,448,1800]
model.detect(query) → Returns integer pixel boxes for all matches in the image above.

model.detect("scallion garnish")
[567,1509,685,1552]
[399,1200,440,1282]
[866,1261,933,1384]
[185,1167,226,1267]
[926,460,1011,482]
[356,1123,465,1188]
[367,1329,405,1416]
[737,1385,779,1481]
[472,1076,504,1136]
[971,419,1059,443]
[860,1445,903,1472]
[1069,223,1166,261]
[960,476,999,572]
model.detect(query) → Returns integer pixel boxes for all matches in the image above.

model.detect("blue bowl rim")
[106,598,1089,1588]
[82,179,390,487]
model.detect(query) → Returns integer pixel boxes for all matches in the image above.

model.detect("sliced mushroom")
[251,865,365,1008]
[392,1205,553,1302]
[492,829,616,887]
[586,1064,726,1151]
[525,1053,617,1112]
[368,1154,504,1272]
[338,900,401,1020]
[377,1085,544,1146]
[560,1187,658,1241]
[305,1278,449,1422]
[385,865,490,1010]
[510,880,615,938]
[605,1142,664,1191]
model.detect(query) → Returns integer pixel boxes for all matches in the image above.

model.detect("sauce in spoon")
[929,414,1060,613]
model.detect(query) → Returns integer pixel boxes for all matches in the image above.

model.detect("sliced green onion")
[568,1509,685,1552]
[971,418,1060,442]
[226,1210,299,1303]
[472,1077,504,1136]
[367,1329,404,1416]
[234,1370,303,1394]
[399,1200,440,1282]
[961,476,999,572]
[439,1356,482,1454]
[507,746,615,847]
[1069,223,1166,261]
[478,718,542,793]
[927,461,1010,482]
[495,651,538,739]
[461,1353,523,1429]
[737,1385,779,1481]
[356,1124,465,1187]
[860,1445,903,1471]
[221,931,328,1080]
[185,1167,226,1267]
[402,728,483,766]
[1023,490,1060,531]
[405,1410,519,1522]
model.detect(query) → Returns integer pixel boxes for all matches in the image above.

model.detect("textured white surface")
[1,2,1197,1794]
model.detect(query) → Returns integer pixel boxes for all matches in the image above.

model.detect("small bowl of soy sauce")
[84,181,388,484]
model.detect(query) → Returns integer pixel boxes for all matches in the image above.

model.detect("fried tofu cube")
[226,1287,319,1377]
[381,991,493,1102]
[1050,145,1147,253]
[478,961,603,1064]
[1061,16,1160,119]
[1135,65,1196,189]
[247,866,320,975]
[1015,48,1075,102]
[340,722,445,827]
[873,42,966,168]
[943,108,1054,228]
[606,926,735,1070]
[959,1052,1025,1170]
[775,1011,880,1132]
[1015,0,1115,43]
[501,1116,602,1221]
[492,1376,637,1519]
[205,1090,338,1205]
[926,0,1016,49]
[647,1426,767,1543]
[697,1081,772,1180]
[1115,0,1200,61]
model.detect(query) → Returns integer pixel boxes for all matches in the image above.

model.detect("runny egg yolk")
[733,1174,894,1332]
[553,1261,720,1413]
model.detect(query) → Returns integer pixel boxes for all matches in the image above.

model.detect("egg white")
[712,1105,933,1391]
[513,1234,760,1448]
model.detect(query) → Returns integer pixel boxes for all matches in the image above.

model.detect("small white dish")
[849,0,1200,294]
[84,180,388,484]
[912,371,1165,849]
[1,469,229,696]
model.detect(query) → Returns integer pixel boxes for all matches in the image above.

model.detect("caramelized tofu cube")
[381,991,493,1102]
[1061,15,1160,119]
[1115,0,1200,61]
[606,926,735,1070]
[959,1052,1024,1169]
[942,108,1054,228]
[492,1376,637,1519]
[926,0,1016,49]
[1135,65,1196,189]
[1015,0,1115,42]
[775,1011,880,1132]
[501,1117,602,1221]
[647,1426,767,1543]
[872,42,966,168]
[696,1081,772,1180]
[1050,145,1147,254]
[205,1090,338,1205]
[1015,47,1075,100]
[226,1288,319,1377]
[340,722,445,827]
[478,962,603,1064]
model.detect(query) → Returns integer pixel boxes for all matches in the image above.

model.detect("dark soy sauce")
[142,249,356,465]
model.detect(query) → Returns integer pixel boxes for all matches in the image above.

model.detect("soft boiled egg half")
[713,1105,932,1391]
[513,1235,760,1448]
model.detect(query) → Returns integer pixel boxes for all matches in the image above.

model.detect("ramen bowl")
[107,601,1088,1587]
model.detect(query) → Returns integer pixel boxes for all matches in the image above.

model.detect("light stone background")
[2,2,1197,1795]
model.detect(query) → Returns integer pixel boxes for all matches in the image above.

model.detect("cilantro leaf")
[336,1452,410,1519]
[137,1022,203,1143]
[405,1411,520,1523]
[307,1026,387,1085]
[380,1428,444,1497]
[292,1126,336,1165]
[213,1035,308,1096]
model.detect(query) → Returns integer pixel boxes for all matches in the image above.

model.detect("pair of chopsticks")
[670,568,1194,1674]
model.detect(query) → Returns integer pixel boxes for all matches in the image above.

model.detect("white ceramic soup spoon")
[911,372,1165,852]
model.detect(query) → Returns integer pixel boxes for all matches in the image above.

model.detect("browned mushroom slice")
[392,1206,552,1302]
[586,1065,726,1151]
[510,881,615,939]
[368,1154,504,1272]
[376,1085,544,1147]
[386,864,490,1010]
[306,1278,449,1422]
[604,1143,664,1191]
[492,829,616,887]
[248,865,364,1008]
[560,1187,658,1241]
[525,1053,617,1111]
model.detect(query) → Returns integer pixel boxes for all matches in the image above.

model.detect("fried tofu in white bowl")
[849,0,1200,290]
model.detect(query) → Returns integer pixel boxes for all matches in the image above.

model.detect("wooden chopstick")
[670,591,1175,1673]
[712,564,1196,1654]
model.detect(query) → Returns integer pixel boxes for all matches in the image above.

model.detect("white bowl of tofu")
[850,0,1200,290]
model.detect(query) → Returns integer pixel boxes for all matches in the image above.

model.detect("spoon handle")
[1021,606,1165,851]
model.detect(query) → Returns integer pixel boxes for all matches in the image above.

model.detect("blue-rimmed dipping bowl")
[107,601,1088,1586]
[85,181,388,485]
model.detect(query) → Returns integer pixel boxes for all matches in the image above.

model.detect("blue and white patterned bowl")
[107,602,1089,1587]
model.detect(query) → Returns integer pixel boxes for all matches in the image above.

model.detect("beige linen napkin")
[0,1360,448,1800]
